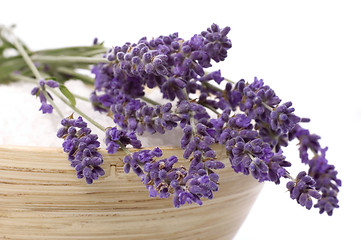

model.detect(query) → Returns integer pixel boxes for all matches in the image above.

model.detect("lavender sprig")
[31,79,59,114]
[57,115,105,184]
[214,111,289,184]
[289,126,342,215]
[176,98,225,206]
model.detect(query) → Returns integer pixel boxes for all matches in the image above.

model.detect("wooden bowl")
[0,145,263,240]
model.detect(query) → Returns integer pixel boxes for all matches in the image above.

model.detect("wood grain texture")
[0,145,263,240]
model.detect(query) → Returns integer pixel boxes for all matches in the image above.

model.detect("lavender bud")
[45,80,59,88]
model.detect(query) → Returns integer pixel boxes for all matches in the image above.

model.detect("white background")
[1,0,360,239]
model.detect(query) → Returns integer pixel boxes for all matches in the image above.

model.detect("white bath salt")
[0,80,183,148]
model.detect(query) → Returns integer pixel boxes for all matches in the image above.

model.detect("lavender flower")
[314,188,339,216]
[123,147,221,208]
[105,127,141,154]
[287,123,341,215]
[112,99,180,135]
[213,109,293,185]
[31,79,59,114]
[267,151,291,184]
[286,171,321,210]
[289,124,322,164]
[200,23,232,63]
[308,147,341,215]
[57,115,105,184]
[176,100,216,161]
[236,78,301,140]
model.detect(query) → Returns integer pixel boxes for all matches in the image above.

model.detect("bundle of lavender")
[0,24,341,215]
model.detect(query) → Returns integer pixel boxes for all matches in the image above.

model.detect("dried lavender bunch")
[0,23,341,215]
[88,23,340,214]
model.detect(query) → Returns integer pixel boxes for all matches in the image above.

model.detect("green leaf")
[45,76,57,81]
[59,84,76,106]
[0,57,27,84]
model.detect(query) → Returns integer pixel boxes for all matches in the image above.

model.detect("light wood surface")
[0,145,263,240]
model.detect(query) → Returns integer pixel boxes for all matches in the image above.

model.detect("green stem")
[202,81,223,93]
[3,26,42,80]
[31,55,108,64]
[202,103,220,116]
[33,46,106,56]
[71,104,106,132]
[223,77,235,84]
[9,73,36,83]
[48,88,106,132]
[56,66,94,85]
[73,93,90,102]
[42,88,64,118]
[118,141,132,155]
[262,102,274,111]
[81,49,107,57]
[286,173,295,182]
[141,96,161,106]
[204,71,235,84]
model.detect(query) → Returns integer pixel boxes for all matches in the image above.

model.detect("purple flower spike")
[289,124,321,164]
[286,171,321,210]
[201,23,232,63]
[57,115,104,184]
[123,139,222,208]
[307,147,341,215]
[314,188,339,216]
[270,102,300,133]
